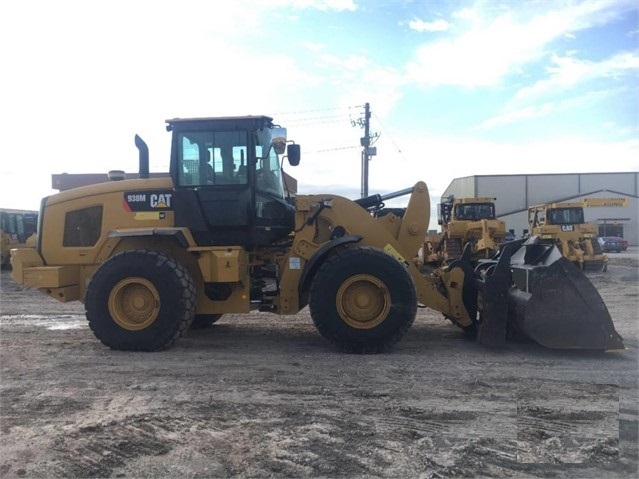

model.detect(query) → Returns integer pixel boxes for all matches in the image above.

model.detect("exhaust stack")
[134,134,149,179]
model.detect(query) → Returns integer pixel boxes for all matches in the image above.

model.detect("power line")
[274,107,364,157]
[273,107,362,127]
[277,106,374,190]
[305,145,360,154]
[272,105,364,116]
[372,111,409,162]
[285,117,353,127]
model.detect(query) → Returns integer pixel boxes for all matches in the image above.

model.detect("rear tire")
[85,250,196,351]
[309,246,417,353]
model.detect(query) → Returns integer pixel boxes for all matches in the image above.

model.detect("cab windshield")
[547,207,584,225]
[454,203,495,220]
[255,139,284,199]
[256,126,286,199]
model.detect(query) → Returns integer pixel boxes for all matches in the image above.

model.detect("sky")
[1,0,638,230]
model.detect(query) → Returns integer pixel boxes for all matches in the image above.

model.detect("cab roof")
[165,115,275,131]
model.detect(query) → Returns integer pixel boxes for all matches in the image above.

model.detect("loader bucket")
[476,238,624,350]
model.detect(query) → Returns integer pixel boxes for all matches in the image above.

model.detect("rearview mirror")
[287,144,300,166]
[270,127,287,155]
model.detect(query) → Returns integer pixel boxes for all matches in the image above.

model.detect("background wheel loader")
[10,115,623,353]
[0,208,38,268]
[423,196,507,267]
[528,202,608,271]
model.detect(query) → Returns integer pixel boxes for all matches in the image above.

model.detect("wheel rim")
[108,277,161,330]
[336,274,390,329]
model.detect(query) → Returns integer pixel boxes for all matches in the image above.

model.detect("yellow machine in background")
[528,202,607,271]
[424,196,507,266]
[10,115,623,353]
[0,208,37,267]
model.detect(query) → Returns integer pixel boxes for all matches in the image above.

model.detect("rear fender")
[95,228,194,262]
[108,227,191,246]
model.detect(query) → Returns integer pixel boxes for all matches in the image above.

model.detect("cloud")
[305,50,405,116]
[408,18,450,33]
[405,14,540,87]
[317,0,357,11]
[304,41,326,52]
[452,7,478,21]
[270,0,357,12]
[401,136,639,179]
[477,103,555,129]
[477,87,625,130]
[515,51,639,100]
[404,1,638,88]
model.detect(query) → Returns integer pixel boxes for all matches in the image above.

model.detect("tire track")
[49,413,187,478]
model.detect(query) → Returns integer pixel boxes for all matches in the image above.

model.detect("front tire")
[85,250,196,351]
[309,246,417,353]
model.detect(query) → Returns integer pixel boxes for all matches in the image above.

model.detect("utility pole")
[352,102,377,198]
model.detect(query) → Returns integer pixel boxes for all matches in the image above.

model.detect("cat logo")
[150,193,172,209]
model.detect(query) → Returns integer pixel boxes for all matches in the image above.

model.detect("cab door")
[172,131,254,246]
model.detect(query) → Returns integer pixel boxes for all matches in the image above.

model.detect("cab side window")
[177,131,249,186]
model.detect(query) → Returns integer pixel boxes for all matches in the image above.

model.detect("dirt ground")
[1,251,638,479]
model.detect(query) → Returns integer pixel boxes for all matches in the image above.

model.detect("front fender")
[298,235,362,296]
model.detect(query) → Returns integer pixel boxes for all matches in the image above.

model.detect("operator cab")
[167,116,300,246]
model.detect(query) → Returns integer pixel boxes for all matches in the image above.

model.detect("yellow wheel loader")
[423,196,507,267]
[10,116,623,352]
[1,209,38,267]
[528,202,608,271]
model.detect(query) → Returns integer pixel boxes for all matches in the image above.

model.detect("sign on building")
[581,198,629,208]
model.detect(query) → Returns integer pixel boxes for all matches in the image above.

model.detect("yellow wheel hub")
[336,274,390,329]
[108,277,160,330]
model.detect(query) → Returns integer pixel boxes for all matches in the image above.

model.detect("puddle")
[0,314,87,330]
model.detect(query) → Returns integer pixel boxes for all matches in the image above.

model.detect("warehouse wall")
[474,175,528,214]
[440,176,476,200]
[525,174,580,207]
[580,172,636,196]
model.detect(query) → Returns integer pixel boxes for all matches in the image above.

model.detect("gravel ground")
[0,251,637,479]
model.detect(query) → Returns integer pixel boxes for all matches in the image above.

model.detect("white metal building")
[441,172,638,246]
